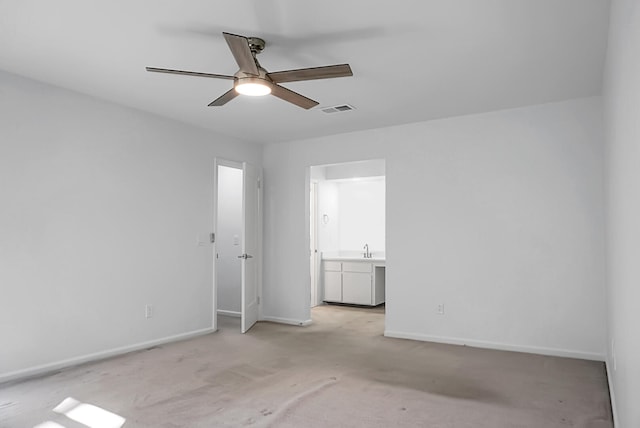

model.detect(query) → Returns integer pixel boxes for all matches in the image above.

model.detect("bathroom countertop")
[322,256,386,264]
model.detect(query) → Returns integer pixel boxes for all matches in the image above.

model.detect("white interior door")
[241,162,260,333]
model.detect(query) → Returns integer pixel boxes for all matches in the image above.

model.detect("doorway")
[214,159,262,334]
[309,159,386,323]
[216,164,243,319]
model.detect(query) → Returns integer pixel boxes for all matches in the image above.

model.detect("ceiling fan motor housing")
[247,37,265,54]
[234,67,269,80]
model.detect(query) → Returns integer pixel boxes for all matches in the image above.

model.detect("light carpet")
[0,305,612,427]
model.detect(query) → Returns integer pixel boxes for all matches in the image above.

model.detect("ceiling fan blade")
[269,84,319,109]
[267,64,353,83]
[146,67,234,80]
[208,88,239,106]
[223,32,260,75]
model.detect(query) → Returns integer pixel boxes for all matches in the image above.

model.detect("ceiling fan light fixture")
[235,78,271,96]
[147,32,352,109]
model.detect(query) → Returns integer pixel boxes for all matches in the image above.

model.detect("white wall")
[216,166,243,314]
[316,178,386,255]
[603,0,640,425]
[337,179,385,253]
[263,97,606,360]
[317,181,340,253]
[0,70,262,381]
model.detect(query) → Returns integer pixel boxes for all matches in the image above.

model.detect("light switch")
[196,234,206,246]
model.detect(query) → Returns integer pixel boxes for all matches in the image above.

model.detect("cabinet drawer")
[342,262,372,273]
[324,261,342,272]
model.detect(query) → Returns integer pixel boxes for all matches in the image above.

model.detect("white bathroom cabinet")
[322,259,385,306]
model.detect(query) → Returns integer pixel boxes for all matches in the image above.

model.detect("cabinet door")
[324,271,342,302]
[342,272,372,305]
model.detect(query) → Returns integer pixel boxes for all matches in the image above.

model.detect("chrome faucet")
[363,244,371,259]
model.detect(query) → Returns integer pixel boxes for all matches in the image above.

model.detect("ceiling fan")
[146,32,353,110]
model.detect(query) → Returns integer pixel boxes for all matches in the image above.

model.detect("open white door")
[241,162,260,333]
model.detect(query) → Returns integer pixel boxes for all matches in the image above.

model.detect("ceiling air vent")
[321,104,356,114]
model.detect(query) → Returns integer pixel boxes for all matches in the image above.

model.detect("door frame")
[213,158,263,331]
[306,160,387,321]
[310,181,320,307]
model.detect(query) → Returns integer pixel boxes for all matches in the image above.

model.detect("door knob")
[238,254,253,259]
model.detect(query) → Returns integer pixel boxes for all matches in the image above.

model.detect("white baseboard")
[0,327,215,385]
[217,310,241,318]
[605,360,618,426]
[383,330,606,362]
[261,316,313,327]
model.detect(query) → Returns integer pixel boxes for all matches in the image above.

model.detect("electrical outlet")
[145,304,153,319]
[437,304,445,315]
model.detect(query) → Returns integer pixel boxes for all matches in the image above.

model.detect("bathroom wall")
[337,178,385,253]
[317,181,340,253]
[314,164,386,257]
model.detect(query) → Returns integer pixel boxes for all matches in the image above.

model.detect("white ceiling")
[0,1,610,144]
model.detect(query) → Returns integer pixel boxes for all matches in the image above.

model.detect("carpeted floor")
[0,305,612,427]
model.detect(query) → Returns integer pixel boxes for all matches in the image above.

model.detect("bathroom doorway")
[309,159,386,318]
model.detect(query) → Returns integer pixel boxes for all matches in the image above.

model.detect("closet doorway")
[214,159,261,333]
